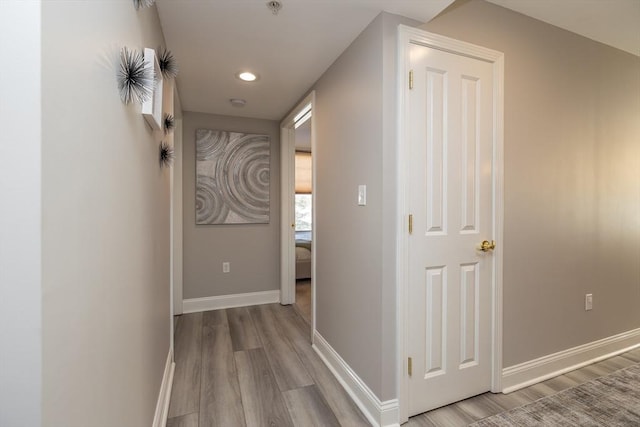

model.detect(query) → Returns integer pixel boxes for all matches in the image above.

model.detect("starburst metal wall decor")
[158,48,179,79]
[117,47,155,104]
[159,141,174,168]
[133,0,155,10]
[163,114,175,134]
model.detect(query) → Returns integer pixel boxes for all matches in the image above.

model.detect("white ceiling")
[485,0,640,57]
[155,0,452,120]
[156,0,640,121]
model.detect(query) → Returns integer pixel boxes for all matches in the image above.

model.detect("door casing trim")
[396,25,504,423]
[280,91,316,340]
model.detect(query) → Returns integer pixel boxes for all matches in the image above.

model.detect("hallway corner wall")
[311,12,421,402]
[181,112,281,301]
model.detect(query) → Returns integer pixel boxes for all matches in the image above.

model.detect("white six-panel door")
[407,42,496,416]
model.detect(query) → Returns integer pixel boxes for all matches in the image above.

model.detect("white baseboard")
[313,331,399,427]
[182,290,280,313]
[152,349,175,427]
[502,327,640,393]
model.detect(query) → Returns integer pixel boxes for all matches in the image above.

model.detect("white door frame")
[169,85,183,361]
[280,91,316,336]
[171,91,183,318]
[396,26,504,422]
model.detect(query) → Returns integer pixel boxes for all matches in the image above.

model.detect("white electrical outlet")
[223,262,230,273]
[585,293,593,311]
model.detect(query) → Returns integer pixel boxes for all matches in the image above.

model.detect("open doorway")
[280,92,315,337]
[293,119,312,324]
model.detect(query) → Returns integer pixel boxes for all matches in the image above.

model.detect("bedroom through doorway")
[293,110,312,325]
[280,92,315,337]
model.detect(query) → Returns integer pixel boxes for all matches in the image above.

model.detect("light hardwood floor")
[167,303,369,427]
[167,302,640,427]
[294,279,311,324]
[407,347,640,426]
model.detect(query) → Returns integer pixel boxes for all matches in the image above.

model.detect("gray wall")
[182,112,280,299]
[41,3,172,426]
[423,0,640,367]
[312,12,420,401]
[311,1,639,402]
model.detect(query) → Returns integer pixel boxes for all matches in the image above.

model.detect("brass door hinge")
[408,214,413,234]
[408,357,413,376]
[409,70,414,90]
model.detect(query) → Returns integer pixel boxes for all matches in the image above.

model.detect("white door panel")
[408,44,495,415]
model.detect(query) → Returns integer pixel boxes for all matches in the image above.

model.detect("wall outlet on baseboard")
[223,262,230,273]
[585,293,593,311]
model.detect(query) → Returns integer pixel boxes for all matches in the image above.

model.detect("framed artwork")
[196,129,270,224]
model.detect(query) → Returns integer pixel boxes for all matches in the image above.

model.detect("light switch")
[358,185,366,206]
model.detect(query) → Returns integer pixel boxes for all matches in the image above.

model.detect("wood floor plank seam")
[265,304,370,426]
[197,318,204,425]
[199,316,247,427]
[168,312,203,419]
[248,305,314,392]
[227,307,263,352]
[166,412,199,427]
[282,384,341,427]
[235,348,295,427]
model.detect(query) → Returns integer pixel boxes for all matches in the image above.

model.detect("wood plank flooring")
[167,303,369,427]
[168,299,640,427]
[169,312,203,418]
[408,347,640,427]
[294,279,311,324]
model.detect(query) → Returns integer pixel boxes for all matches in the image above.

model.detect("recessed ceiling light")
[237,71,258,82]
[230,98,247,107]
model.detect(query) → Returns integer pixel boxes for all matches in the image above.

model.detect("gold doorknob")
[291,223,295,228]
[480,240,496,252]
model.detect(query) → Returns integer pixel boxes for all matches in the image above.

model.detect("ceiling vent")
[229,98,246,108]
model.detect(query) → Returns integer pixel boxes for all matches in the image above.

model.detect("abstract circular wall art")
[195,129,270,224]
